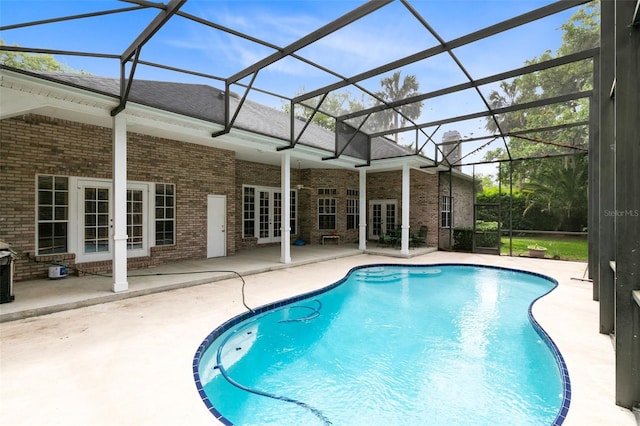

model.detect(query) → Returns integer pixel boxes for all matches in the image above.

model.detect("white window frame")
[153,183,176,247]
[242,185,297,240]
[36,174,69,255]
[346,189,359,230]
[36,176,173,262]
[441,195,452,228]
[289,190,297,235]
[318,188,337,230]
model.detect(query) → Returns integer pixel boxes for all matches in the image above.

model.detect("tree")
[0,39,86,73]
[283,71,423,137]
[283,89,365,132]
[486,80,526,134]
[481,1,599,230]
[372,71,422,142]
[474,173,497,193]
[522,156,588,231]
[484,1,599,144]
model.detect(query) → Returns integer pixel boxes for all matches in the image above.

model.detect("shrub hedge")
[453,221,500,251]
[475,190,558,230]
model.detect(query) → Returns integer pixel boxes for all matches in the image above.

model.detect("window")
[273,191,282,238]
[441,195,452,228]
[318,188,337,196]
[346,188,359,230]
[155,183,175,246]
[318,188,337,230]
[84,186,110,253]
[243,186,255,238]
[259,191,269,238]
[127,189,144,249]
[37,175,68,255]
[290,190,297,234]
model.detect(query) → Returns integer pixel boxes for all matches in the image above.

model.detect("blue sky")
[1,0,584,173]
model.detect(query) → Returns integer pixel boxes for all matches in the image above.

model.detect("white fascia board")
[368,155,437,174]
[448,167,475,182]
[0,70,116,123]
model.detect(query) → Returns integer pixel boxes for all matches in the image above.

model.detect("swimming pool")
[193,264,570,425]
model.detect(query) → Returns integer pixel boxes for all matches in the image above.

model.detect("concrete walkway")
[0,244,436,323]
[0,243,370,322]
[0,249,635,425]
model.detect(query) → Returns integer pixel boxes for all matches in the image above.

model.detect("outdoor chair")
[377,233,393,246]
[410,225,428,247]
[390,226,402,248]
[377,227,401,247]
[376,226,390,246]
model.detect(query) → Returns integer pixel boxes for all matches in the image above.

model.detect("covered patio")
[0,243,437,323]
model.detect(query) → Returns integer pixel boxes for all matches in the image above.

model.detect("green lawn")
[500,235,588,262]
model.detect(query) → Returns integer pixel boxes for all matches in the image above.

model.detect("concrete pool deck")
[0,248,635,425]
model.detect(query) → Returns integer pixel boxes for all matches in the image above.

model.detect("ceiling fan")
[295,160,315,191]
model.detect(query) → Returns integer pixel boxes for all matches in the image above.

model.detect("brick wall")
[301,168,360,245]
[235,160,283,250]
[438,171,474,249]
[0,114,235,281]
[410,170,440,247]
[235,163,362,246]
[367,169,439,246]
[1,114,473,281]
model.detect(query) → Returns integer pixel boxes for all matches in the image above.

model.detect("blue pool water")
[194,264,570,425]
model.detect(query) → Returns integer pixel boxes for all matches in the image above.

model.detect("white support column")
[358,167,367,250]
[112,113,128,292]
[280,151,291,264]
[401,164,410,255]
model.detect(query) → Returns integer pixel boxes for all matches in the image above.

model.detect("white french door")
[79,180,112,262]
[76,179,148,262]
[125,183,148,257]
[368,199,397,240]
[257,189,282,244]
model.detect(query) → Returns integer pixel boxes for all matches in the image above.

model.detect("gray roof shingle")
[30,71,415,161]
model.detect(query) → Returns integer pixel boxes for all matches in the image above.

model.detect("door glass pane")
[84,187,109,253]
[243,187,255,238]
[273,192,281,238]
[372,204,382,237]
[98,213,108,226]
[290,190,297,233]
[386,204,396,233]
[85,227,97,239]
[127,189,144,249]
[259,191,269,238]
[98,200,108,214]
